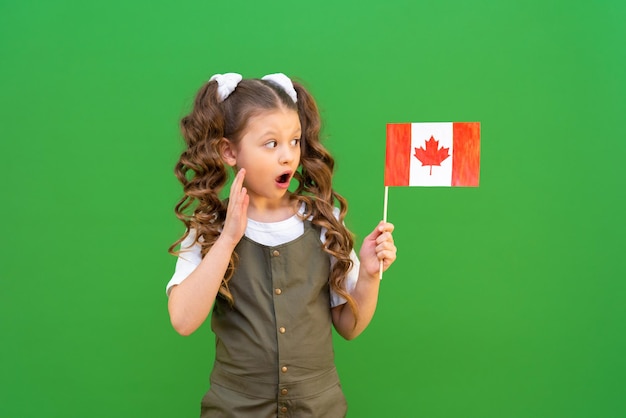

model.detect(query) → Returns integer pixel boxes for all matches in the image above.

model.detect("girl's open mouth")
[275,172,291,187]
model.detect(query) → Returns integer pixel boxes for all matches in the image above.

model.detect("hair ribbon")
[262,73,298,103]
[209,73,242,102]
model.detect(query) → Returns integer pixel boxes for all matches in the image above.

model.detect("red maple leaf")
[414,136,450,175]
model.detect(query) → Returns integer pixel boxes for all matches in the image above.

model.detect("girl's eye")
[264,140,277,148]
[291,139,300,146]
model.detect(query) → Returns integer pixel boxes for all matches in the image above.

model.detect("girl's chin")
[247,189,291,202]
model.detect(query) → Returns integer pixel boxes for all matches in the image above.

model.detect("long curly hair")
[169,76,357,320]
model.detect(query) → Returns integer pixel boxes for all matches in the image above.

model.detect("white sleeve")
[166,230,202,296]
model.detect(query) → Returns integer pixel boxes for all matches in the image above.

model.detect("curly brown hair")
[169,76,357,320]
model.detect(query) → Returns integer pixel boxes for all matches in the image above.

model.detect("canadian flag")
[385,122,480,187]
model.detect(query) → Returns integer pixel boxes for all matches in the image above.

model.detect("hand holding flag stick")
[380,122,481,278]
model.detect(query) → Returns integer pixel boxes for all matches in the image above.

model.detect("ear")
[220,138,238,167]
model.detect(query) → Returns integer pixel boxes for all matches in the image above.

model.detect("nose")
[279,146,297,165]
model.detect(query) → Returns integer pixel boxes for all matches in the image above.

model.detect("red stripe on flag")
[451,122,480,187]
[385,124,411,186]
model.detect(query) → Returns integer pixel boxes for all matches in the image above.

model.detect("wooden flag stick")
[379,186,389,278]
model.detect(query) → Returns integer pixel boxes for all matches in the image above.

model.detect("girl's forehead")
[243,108,301,134]
[249,107,299,121]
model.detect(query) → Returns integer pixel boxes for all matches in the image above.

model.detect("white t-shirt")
[166,207,359,307]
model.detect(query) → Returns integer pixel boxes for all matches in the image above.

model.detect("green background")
[1,0,624,417]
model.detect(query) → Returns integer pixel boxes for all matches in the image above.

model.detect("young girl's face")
[225,108,301,204]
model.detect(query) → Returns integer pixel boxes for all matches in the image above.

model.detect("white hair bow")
[209,73,243,102]
[262,73,298,103]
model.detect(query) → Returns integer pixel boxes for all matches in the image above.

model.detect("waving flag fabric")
[385,122,480,187]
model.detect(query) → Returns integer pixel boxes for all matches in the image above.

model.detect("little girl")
[166,72,397,417]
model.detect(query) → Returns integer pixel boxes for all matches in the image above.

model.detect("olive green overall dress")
[200,221,348,418]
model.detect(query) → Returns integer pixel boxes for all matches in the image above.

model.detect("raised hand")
[220,168,249,246]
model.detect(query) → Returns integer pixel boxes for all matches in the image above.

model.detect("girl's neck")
[246,195,299,223]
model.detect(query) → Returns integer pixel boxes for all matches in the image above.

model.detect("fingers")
[376,220,395,234]
[372,222,395,245]
[228,169,248,208]
[374,221,396,265]
[221,169,249,245]
[365,221,394,242]
[230,168,246,200]
[376,241,396,262]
